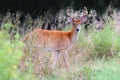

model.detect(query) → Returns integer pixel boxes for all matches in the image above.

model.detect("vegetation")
[0,24,35,80]
[0,8,120,80]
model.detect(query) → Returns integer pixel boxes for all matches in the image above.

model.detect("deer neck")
[70,25,80,43]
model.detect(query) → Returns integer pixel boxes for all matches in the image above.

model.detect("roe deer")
[20,8,88,69]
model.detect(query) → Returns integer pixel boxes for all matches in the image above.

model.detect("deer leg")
[62,51,69,68]
[52,50,60,68]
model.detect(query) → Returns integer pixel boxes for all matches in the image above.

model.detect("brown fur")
[20,22,80,70]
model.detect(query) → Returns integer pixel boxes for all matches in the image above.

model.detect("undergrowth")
[0,26,35,80]
[0,8,120,80]
[82,59,120,80]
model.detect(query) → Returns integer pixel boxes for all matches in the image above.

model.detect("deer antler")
[66,7,89,24]
[66,7,74,18]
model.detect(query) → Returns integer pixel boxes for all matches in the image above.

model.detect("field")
[0,8,120,80]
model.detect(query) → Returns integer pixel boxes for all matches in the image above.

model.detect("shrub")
[0,29,35,80]
[112,33,120,57]
[91,26,113,58]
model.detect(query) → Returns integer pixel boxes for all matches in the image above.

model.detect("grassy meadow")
[0,9,120,80]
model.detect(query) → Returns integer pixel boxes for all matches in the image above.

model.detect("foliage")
[82,60,120,80]
[89,22,120,58]
[91,26,113,58]
[0,9,120,80]
[0,27,35,80]
[77,21,120,59]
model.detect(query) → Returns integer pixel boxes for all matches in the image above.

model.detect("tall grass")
[82,59,120,80]
[0,8,120,80]
[0,23,36,80]
[92,26,113,58]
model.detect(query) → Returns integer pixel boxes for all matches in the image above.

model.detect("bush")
[112,33,120,57]
[0,30,35,80]
[0,31,22,80]
[91,23,120,59]
[91,26,113,58]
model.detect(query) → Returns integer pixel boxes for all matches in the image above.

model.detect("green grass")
[91,26,113,58]
[82,59,120,80]
[0,12,120,80]
[0,28,35,80]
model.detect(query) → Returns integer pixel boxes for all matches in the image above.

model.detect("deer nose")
[76,29,79,31]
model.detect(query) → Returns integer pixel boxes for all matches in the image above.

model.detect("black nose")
[76,29,79,31]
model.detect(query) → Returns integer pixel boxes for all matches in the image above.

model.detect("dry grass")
[1,7,120,80]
